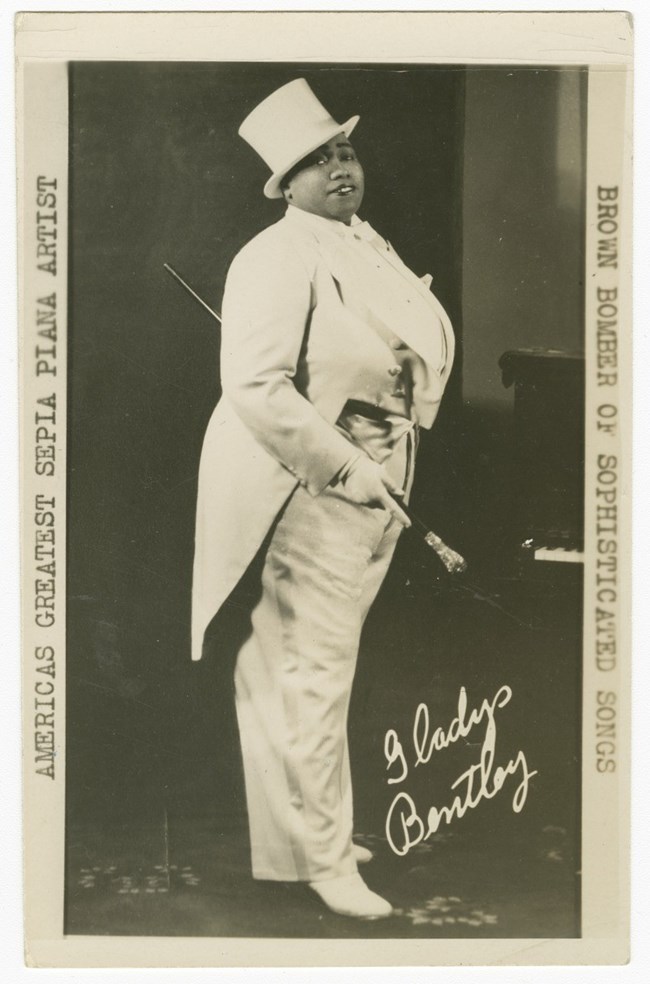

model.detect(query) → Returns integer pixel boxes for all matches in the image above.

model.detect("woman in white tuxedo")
[192,79,455,919]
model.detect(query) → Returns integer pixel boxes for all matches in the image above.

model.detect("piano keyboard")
[533,545,584,564]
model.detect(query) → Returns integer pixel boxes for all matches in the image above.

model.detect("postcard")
[17,9,632,968]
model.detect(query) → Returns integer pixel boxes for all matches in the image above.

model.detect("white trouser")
[233,433,413,882]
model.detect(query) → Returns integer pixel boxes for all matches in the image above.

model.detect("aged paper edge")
[16,9,632,969]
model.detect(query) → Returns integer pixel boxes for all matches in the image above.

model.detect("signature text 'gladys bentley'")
[383,685,538,856]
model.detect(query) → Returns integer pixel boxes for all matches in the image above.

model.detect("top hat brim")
[263,115,360,200]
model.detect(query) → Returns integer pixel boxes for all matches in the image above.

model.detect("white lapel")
[316,234,453,372]
[380,239,456,379]
[282,208,455,376]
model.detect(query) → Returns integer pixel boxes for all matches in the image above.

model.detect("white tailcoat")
[191,207,455,660]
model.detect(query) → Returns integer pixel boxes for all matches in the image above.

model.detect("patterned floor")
[65,795,577,939]
[65,555,582,939]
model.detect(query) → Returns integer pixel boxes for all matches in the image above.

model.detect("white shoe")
[353,844,373,865]
[308,874,393,919]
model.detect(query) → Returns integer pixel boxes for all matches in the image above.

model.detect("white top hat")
[238,78,360,200]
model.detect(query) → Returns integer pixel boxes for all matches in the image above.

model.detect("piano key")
[534,545,583,563]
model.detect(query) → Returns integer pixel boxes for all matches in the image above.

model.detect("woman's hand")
[340,456,411,528]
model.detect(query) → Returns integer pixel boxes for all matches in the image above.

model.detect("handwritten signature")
[384,685,538,856]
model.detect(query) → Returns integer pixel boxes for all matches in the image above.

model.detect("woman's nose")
[330,160,350,180]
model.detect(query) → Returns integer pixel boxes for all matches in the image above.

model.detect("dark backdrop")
[65,63,583,939]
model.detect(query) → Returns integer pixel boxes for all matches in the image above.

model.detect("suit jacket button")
[388,366,402,377]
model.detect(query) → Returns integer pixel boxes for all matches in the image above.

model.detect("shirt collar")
[284,205,374,241]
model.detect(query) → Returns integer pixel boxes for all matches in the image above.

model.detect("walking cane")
[164,262,469,575]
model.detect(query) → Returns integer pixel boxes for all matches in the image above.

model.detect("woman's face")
[282,133,365,224]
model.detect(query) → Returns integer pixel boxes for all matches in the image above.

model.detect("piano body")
[499,349,585,566]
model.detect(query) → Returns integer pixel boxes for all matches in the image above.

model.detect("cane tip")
[449,555,468,575]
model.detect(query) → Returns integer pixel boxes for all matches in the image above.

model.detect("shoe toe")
[309,874,393,919]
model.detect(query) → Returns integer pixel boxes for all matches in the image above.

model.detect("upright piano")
[499,349,585,566]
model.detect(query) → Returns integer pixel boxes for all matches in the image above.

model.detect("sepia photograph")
[16,10,631,968]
